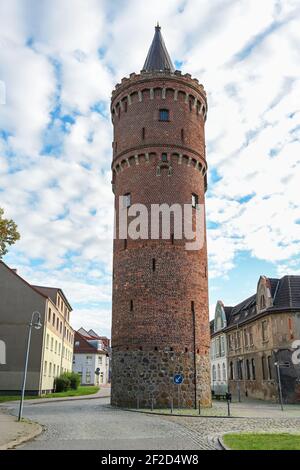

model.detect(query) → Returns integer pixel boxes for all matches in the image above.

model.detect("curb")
[217,435,231,450]
[29,394,110,405]
[0,419,43,450]
[0,393,110,407]
[118,407,242,419]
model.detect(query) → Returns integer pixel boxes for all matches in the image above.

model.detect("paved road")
[3,397,300,450]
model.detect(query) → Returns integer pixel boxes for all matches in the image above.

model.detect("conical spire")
[142,24,175,73]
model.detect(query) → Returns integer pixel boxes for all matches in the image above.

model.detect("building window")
[217,364,221,381]
[267,356,273,380]
[44,361,47,376]
[51,337,53,351]
[262,320,268,342]
[249,327,254,346]
[237,359,243,380]
[46,334,49,349]
[159,109,169,121]
[130,300,133,312]
[246,359,251,380]
[212,364,216,381]
[251,358,256,380]
[244,329,249,348]
[123,193,131,208]
[48,308,51,322]
[56,318,59,330]
[229,361,234,380]
[191,193,199,208]
[222,363,226,381]
[98,356,103,365]
[262,356,266,380]
[86,356,92,365]
[52,313,55,326]
[124,100,128,112]
[161,153,168,162]
[49,363,52,377]
[260,295,266,310]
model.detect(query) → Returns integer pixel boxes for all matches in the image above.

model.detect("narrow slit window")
[192,193,199,208]
[130,300,133,312]
[181,128,184,142]
[142,127,145,140]
[152,258,156,272]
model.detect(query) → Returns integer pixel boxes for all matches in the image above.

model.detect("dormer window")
[260,295,266,310]
[159,109,169,121]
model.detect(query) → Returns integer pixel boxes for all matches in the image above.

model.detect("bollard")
[198,400,201,415]
[227,399,230,417]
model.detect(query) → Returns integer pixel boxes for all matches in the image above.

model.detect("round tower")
[111,25,211,408]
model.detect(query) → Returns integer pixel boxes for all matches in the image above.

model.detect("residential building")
[0,261,74,394]
[215,275,300,403]
[210,301,231,396]
[73,328,110,386]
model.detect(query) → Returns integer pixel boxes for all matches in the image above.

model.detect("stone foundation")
[111,349,211,408]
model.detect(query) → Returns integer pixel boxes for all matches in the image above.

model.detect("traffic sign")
[173,374,184,385]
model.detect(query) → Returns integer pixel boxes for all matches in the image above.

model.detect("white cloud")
[1,0,300,335]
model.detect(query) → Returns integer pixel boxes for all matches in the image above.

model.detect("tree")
[0,207,20,258]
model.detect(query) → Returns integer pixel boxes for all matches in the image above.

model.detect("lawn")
[223,433,300,450]
[0,386,99,403]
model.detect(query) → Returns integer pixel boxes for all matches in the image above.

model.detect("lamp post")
[18,311,42,421]
[274,361,284,411]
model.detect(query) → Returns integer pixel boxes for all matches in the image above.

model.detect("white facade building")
[210,301,229,396]
[72,329,110,386]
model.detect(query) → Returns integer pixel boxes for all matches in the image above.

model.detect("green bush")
[54,374,71,392]
[67,372,81,390]
[54,372,81,392]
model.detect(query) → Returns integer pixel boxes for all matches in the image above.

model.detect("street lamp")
[18,311,42,421]
[274,361,284,411]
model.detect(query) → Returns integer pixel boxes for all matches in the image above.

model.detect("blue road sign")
[173,374,184,385]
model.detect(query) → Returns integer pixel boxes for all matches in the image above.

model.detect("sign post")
[173,374,184,409]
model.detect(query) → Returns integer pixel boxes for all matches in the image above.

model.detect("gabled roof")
[0,260,48,299]
[74,331,107,355]
[142,25,175,73]
[31,285,72,311]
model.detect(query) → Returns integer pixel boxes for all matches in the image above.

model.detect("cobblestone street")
[2,396,300,450]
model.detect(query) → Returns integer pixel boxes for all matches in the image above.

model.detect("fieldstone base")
[111,349,211,408]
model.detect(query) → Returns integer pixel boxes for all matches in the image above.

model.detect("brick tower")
[111,25,211,408]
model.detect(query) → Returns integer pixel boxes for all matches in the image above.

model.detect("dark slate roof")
[142,25,175,73]
[273,275,300,310]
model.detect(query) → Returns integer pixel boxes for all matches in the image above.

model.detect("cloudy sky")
[1,0,300,337]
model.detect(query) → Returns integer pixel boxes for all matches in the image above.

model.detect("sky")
[0,0,300,338]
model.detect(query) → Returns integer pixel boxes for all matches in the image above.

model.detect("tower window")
[142,127,145,140]
[124,239,127,250]
[191,301,195,313]
[159,109,169,121]
[123,193,131,208]
[171,233,174,245]
[124,101,128,112]
[152,258,156,272]
[192,193,199,208]
[130,300,133,312]
[181,128,184,142]
[161,153,168,162]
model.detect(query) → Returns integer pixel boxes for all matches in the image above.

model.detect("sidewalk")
[0,409,42,450]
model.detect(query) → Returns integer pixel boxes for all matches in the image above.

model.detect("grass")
[0,386,99,403]
[223,433,300,450]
